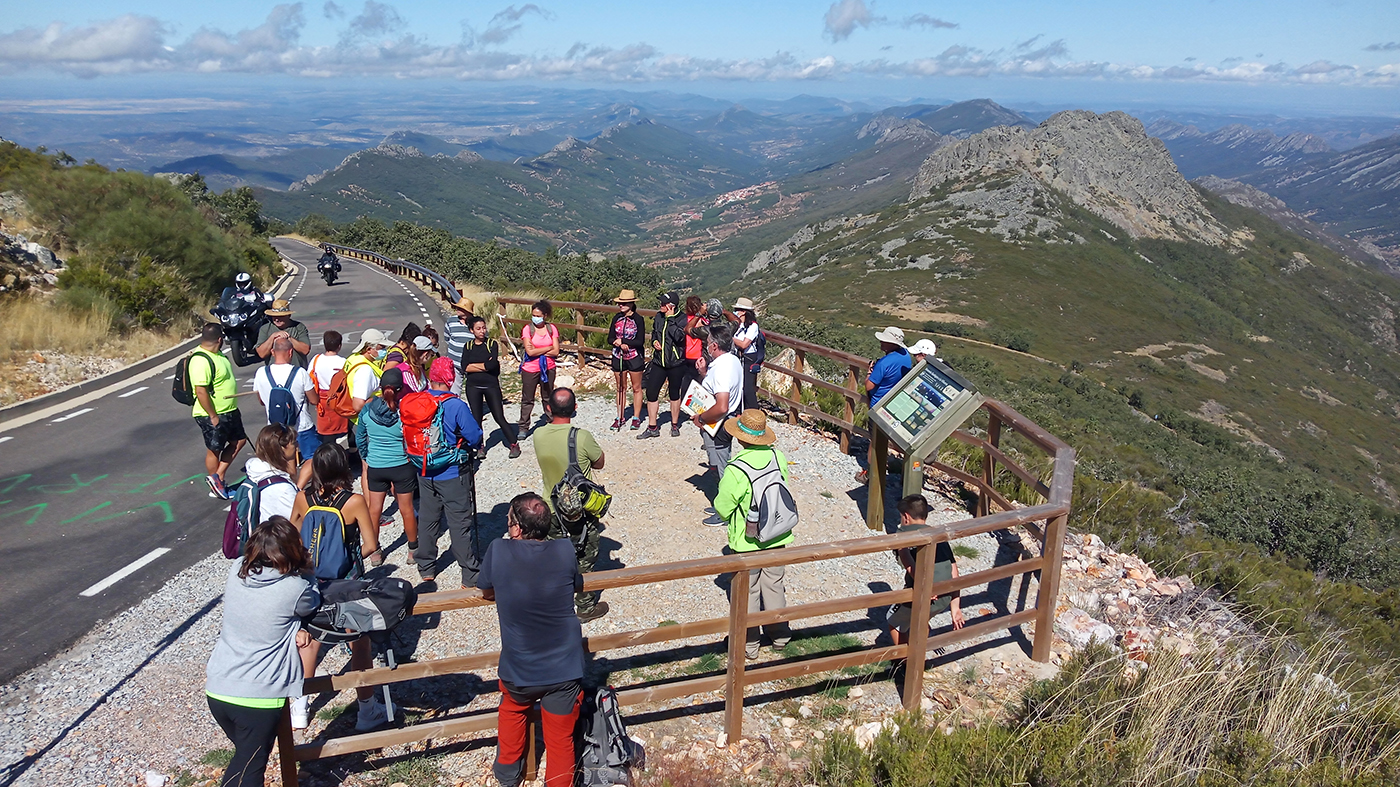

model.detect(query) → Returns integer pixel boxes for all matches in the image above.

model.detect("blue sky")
[1,1,1397,113]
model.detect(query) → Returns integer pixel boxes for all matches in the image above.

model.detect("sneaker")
[702,514,726,527]
[377,513,395,528]
[629,417,643,430]
[517,422,531,439]
[205,474,224,499]
[290,696,309,729]
[476,446,488,461]
[704,506,717,515]
[610,417,624,431]
[577,601,610,623]
[508,443,522,460]
[355,696,390,732]
[636,426,660,440]
[670,424,682,437]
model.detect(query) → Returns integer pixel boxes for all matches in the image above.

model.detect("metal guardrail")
[323,242,461,304]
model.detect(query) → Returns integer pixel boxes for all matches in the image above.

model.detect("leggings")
[743,367,761,411]
[465,382,519,446]
[494,679,582,787]
[519,368,554,425]
[207,696,282,787]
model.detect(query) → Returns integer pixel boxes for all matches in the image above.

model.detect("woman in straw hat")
[607,290,647,431]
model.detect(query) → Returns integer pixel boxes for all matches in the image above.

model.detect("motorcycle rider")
[233,272,271,308]
[317,248,341,283]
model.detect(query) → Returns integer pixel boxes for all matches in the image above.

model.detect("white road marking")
[165,375,176,380]
[0,436,12,444]
[117,386,149,398]
[80,548,171,597]
[50,408,95,423]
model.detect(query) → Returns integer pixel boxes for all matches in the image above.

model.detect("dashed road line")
[79,548,171,597]
[117,386,149,398]
[50,408,95,423]
[0,436,12,444]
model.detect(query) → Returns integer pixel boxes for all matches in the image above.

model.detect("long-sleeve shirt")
[649,311,687,368]
[421,388,484,480]
[715,445,794,553]
[607,313,646,361]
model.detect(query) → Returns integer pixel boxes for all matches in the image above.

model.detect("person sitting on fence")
[519,300,561,436]
[637,291,688,439]
[855,327,913,485]
[886,494,964,654]
[479,492,586,787]
[695,323,743,527]
[715,408,793,659]
[204,516,319,787]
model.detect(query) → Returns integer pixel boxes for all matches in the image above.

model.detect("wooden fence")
[278,250,1077,786]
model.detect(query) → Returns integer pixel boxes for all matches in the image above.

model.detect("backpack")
[400,391,470,475]
[743,326,766,372]
[577,686,645,787]
[325,355,374,419]
[221,475,296,559]
[309,354,350,434]
[550,428,613,523]
[304,576,417,645]
[262,365,302,427]
[172,350,216,406]
[736,453,798,543]
[301,489,359,581]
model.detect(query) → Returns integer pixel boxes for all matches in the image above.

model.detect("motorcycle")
[318,252,340,286]
[210,286,269,367]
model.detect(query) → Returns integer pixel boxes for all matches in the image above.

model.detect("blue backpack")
[263,365,302,428]
[301,489,360,581]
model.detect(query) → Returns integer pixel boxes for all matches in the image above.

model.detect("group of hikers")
[186,281,961,787]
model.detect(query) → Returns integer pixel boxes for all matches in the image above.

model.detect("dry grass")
[0,295,185,362]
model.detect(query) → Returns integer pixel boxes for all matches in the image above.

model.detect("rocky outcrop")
[912,110,1230,246]
[857,116,940,145]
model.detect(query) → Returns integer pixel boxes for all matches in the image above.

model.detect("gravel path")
[0,393,1045,786]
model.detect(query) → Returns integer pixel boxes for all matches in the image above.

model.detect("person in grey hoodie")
[205,516,318,787]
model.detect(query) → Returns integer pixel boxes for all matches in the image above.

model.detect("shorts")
[297,428,321,463]
[611,354,645,373]
[643,363,688,402]
[194,409,247,453]
[366,463,418,495]
[886,596,953,635]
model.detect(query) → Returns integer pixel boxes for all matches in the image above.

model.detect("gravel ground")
[0,393,1047,786]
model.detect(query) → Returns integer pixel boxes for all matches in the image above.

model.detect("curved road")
[0,239,446,683]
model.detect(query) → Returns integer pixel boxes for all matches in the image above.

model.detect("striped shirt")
[445,318,473,367]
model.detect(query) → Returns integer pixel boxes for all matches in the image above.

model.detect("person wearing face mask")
[607,290,647,431]
[462,316,521,460]
[518,300,560,436]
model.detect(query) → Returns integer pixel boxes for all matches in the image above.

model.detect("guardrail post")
[724,569,751,743]
[788,350,805,426]
[574,309,586,367]
[901,535,937,709]
[277,705,299,786]
[844,365,861,455]
[978,412,1002,518]
[1031,511,1068,662]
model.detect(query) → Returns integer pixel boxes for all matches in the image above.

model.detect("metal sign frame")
[867,357,985,498]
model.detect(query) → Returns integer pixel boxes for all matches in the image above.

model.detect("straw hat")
[615,289,637,303]
[452,296,475,314]
[725,408,776,446]
[732,297,756,312]
[874,326,906,347]
[264,299,293,317]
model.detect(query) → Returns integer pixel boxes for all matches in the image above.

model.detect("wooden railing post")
[901,535,937,709]
[979,413,1002,518]
[788,350,805,425]
[844,365,861,455]
[574,309,586,367]
[724,569,751,743]
[523,708,540,782]
[277,704,299,786]
[1031,511,1068,662]
[866,426,888,532]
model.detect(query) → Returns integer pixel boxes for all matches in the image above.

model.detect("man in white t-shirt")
[308,330,349,446]
[253,336,320,461]
[694,323,745,526]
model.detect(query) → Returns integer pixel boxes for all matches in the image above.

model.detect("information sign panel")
[868,357,983,455]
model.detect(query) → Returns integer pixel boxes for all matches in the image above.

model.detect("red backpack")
[400,391,469,474]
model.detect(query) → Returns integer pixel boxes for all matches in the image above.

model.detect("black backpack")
[304,576,417,645]
[577,686,644,787]
[172,350,215,406]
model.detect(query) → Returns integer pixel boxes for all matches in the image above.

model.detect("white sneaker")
[355,696,390,732]
[290,696,309,729]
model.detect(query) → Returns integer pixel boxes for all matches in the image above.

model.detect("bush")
[990,326,1033,353]
[921,320,971,337]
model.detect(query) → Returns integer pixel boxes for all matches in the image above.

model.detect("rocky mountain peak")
[912,110,1230,245]
[857,115,940,145]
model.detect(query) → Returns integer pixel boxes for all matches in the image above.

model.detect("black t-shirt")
[477,537,585,686]
[461,339,502,388]
[901,540,955,593]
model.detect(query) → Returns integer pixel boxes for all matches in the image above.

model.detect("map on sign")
[869,358,982,452]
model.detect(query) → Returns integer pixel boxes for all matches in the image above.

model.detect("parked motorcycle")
[210,286,269,367]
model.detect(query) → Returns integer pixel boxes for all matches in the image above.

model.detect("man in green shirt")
[256,299,311,368]
[715,408,793,659]
[533,387,609,622]
[191,322,248,499]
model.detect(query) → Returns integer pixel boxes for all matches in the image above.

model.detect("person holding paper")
[692,323,744,527]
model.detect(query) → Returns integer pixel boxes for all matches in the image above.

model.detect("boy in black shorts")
[887,494,964,646]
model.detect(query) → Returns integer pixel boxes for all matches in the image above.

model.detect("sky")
[1,0,1397,114]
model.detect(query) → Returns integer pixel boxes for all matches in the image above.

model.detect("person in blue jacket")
[413,357,485,586]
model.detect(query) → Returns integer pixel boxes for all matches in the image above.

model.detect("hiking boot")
[508,443,522,460]
[670,424,682,437]
[610,417,624,431]
[702,514,726,527]
[355,696,390,732]
[629,417,643,430]
[577,601,610,623]
[636,426,660,440]
[290,696,310,729]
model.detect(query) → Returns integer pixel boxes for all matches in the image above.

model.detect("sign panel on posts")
[868,358,984,496]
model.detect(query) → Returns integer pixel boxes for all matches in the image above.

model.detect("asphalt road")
[0,239,445,684]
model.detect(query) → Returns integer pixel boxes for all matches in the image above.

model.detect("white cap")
[412,335,435,351]
[909,339,938,357]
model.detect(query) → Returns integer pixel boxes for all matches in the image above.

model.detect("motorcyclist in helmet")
[233,272,271,307]
[317,248,342,274]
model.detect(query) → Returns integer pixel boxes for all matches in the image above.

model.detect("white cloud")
[0,8,1394,88]
[1365,42,1399,52]
[478,4,551,46]
[323,2,345,20]
[902,14,956,30]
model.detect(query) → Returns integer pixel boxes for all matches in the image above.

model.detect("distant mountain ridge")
[1148,119,1332,180]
